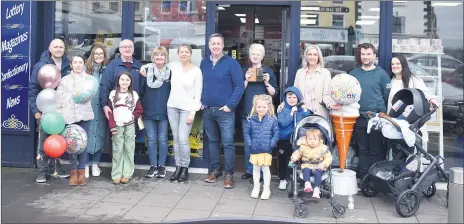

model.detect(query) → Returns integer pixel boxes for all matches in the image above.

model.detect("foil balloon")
[38,64,62,89]
[330,73,362,105]
[72,75,99,104]
[60,124,87,155]
[36,88,58,113]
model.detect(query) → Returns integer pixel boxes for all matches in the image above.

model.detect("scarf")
[146,63,170,88]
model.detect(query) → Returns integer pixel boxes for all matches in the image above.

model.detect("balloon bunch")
[37,65,88,159]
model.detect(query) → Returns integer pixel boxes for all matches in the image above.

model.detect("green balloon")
[41,112,66,135]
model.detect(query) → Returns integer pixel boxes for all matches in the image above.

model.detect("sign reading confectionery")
[1,1,31,131]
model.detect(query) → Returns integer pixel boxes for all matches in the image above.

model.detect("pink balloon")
[38,64,62,89]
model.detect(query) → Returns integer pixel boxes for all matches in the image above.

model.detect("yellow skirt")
[249,153,272,166]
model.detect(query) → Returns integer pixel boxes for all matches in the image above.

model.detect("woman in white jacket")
[56,55,94,186]
[388,54,440,149]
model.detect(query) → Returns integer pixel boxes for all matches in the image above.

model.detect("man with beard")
[349,43,391,179]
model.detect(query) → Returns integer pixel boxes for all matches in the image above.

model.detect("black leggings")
[277,140,293,180]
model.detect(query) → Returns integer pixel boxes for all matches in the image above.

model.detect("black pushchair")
[362,88,449,217]
[287,114,346,218]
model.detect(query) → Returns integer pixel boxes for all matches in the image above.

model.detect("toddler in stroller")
[290,128,333,198]
[287,114,346,218]
[362,88,449,218]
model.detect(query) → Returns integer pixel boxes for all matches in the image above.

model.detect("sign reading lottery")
[1,1,31,131]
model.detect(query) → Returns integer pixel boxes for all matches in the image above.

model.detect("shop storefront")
[2,1,463,172]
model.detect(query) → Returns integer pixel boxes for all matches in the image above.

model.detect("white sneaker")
[279,180,288,190]
[260,187,271,200]
[251,185,260,199]
[85,165,89,178]
[91,164,101,177]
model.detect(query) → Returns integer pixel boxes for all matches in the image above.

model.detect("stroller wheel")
[287,181,295,198]
[332,203,346,218]
[422,183,436,198]
[294,203,309,218]
[361,175,378,197]
[396,189,421,217]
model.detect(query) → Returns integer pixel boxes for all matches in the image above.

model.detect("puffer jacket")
[277,86,311,140]
[244,114,279,154]
[291,138,333,170]
[56,72,94,124]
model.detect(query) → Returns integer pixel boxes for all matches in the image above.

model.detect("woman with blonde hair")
[279,44,341,119]
[139,46,171,179]
[167,44,203,182]
[84,42,109,178]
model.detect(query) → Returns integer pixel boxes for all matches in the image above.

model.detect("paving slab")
[122,204,172,223]
[137,192,183,208]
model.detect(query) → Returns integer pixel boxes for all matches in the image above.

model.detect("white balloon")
[36,88,58,113]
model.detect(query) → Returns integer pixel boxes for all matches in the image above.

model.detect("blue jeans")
[87,150,102,165]
[203,108,236,174]
[144,119,169,166]
[303,168,323,187]
[242,118,253,175]
[71,120,90,170]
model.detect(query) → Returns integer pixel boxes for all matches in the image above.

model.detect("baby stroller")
[362,88,449,217]
[287,114,346,218]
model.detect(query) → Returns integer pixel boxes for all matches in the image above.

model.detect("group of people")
[29,34,439,199]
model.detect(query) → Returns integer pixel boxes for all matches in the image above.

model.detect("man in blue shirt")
[349,43,391,179]
[200,33,245,189]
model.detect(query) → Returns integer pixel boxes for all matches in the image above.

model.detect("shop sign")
[300,28,348,43]
[1,1,31,131]
[264,26,282,39]
[320,7,349,13]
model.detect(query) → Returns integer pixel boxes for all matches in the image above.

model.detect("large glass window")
[133,1,206,64]
[299,1,381,76]
[54,1,122,59]
[391,1,463,169]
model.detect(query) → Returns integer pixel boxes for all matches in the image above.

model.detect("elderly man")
[100,39,143,119]
[29,38,72,183]
[200,33,245,189]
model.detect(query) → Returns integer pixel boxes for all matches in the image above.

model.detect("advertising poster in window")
[1,1,31,131]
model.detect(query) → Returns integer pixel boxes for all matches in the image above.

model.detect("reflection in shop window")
[109,2,119,12]
[134,1,141,14]
[134,1,206,64]
[392,16,405,33]
[162,1,172,13]
[54,1,122,59]
[332,14,344,28]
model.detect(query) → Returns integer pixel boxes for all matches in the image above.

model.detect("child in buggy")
[362,88,449,218]
[287,114,346,218]
[289,128,333,198]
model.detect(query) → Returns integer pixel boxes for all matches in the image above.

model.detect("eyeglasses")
[120,45,134,49]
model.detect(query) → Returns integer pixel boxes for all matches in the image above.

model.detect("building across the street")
[1,1,463,172]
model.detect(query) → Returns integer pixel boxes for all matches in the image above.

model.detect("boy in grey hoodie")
[349,43,391,178]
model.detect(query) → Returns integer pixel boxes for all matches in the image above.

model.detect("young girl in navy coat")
[244,94,279,200]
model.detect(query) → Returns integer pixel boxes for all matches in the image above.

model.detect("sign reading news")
[1,1,31,131]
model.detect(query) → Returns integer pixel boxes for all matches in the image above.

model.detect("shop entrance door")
[214,5,290,173]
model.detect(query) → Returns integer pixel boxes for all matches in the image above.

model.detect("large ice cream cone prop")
[329,73,362,172]
[332,115,359,171]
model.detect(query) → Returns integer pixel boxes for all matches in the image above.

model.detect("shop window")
[134,1,141,14]
[133,1,206,63]
[392,1,464,170]
[332,14,344,28]
[54,1,122,59]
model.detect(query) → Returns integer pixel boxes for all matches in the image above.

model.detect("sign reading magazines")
[1,1,31,131]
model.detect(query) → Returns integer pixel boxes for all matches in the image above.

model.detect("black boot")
[170,166,182,181]
[177,167,189,182]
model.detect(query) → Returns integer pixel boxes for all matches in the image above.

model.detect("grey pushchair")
[362,88,449,217]
[287,114,346,218]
